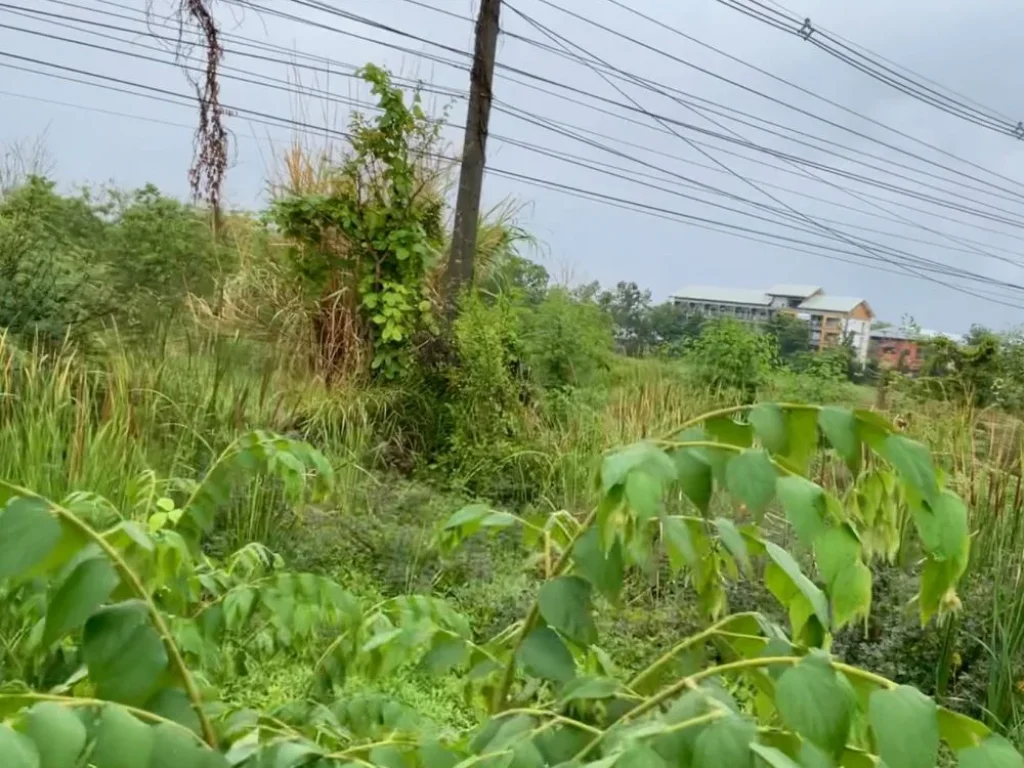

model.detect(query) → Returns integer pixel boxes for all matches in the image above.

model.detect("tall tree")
[765,313,812,361]
[597,281,654,356]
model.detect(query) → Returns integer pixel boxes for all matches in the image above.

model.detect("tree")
[765,312,812,361]
[647,301,704,352]
[482,253,549,305]
[270,65,446,381]
[689,318,777,400]
[597,281,654,356]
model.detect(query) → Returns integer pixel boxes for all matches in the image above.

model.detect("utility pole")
[446,0,501,305]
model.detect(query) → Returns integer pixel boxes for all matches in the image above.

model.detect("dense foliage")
[1,402,1010,768]
[0,177,228,346]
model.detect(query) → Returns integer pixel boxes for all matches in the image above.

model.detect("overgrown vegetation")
[2,63,1024,767]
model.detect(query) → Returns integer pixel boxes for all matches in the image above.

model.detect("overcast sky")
[3,0,1024,333]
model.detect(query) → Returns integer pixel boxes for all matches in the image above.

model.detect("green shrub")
[688,317,777,400]
[101,185,230,338]
[0,177,109,344]
[444,293,536,501]
[520,286,612,390]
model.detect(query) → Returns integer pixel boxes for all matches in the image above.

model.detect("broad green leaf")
[601,442,675,493]
[149,723,209,768]
[534,726,592,765]
[538,576,598,647]
[879,435,938,507]
[914,491,969,575]
[814,526,861,589]
[725,450,777,515]
[652,690,709,765]
[421,637,469,674]
[91,706,155,768]
[256,741,322,768]
[751,743,801,768]
[0,497,61,580]
[919,557,959,625]
[672,447,712,514]
[618,744,669,768]
[869,685,939,768]
[693,716,756,768]
[370,744,408,768]
[818,407,860,469]
[765,542,830,630]
[625,469,664,523]
[572,527,624,601]
[776,476,827,547]
[444,504,516,533]
[855,409,894,449]
[145,688,202,736]
[831,560,872,630]
[706,416,754,448]
[23,702,87,768]
[83,601,169,705]
[958,735,1024,768]
[44,555,119,646]
[662,516,699,575]
[783,408,820,474]
[715,517,752,576]
[0,724,39,768]
[518,627,575,683]
[798,742,836,768]
[419,741,462,768]
[776,653,852,757]
[750,403,789,455]
[559,677,619,703]
[938,707,990,751]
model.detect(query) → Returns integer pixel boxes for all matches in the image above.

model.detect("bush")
[688,317,777,400]
[444,293,536,501]
[0,177,231,347]
[520,286,612,390]
[0,177,109,344]
[101,184,229,338]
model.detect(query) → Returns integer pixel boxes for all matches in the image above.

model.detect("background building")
[672,284,875,363]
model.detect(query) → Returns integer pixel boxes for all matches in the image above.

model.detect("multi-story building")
[671,284,875,363]
[792,294,874,364]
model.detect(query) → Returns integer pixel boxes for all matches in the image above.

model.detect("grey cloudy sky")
[3,0,1024,334]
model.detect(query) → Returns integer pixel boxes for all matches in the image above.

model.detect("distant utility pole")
[446,0,501,306]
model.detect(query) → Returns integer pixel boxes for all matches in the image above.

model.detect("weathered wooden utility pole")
[446,0,501,305]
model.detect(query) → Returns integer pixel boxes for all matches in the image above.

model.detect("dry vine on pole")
[158,0,228,221]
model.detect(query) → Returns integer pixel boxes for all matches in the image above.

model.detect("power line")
[756,0,1016,123]
[716,0,1020,136]
[214,0,1024,209]
[593,0,1024,198]
[518,0,1024,203]
[506,0,1024,275]
[9,4,1024,285]
[21,0,1024,243]
[502,0,1024,305]
[14,0,1024,279]
[5,50,1024,306]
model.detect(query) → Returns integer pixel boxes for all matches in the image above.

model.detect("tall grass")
[0,329,393,550]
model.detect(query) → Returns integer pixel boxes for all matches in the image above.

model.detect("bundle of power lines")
[1,0,1023,308]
